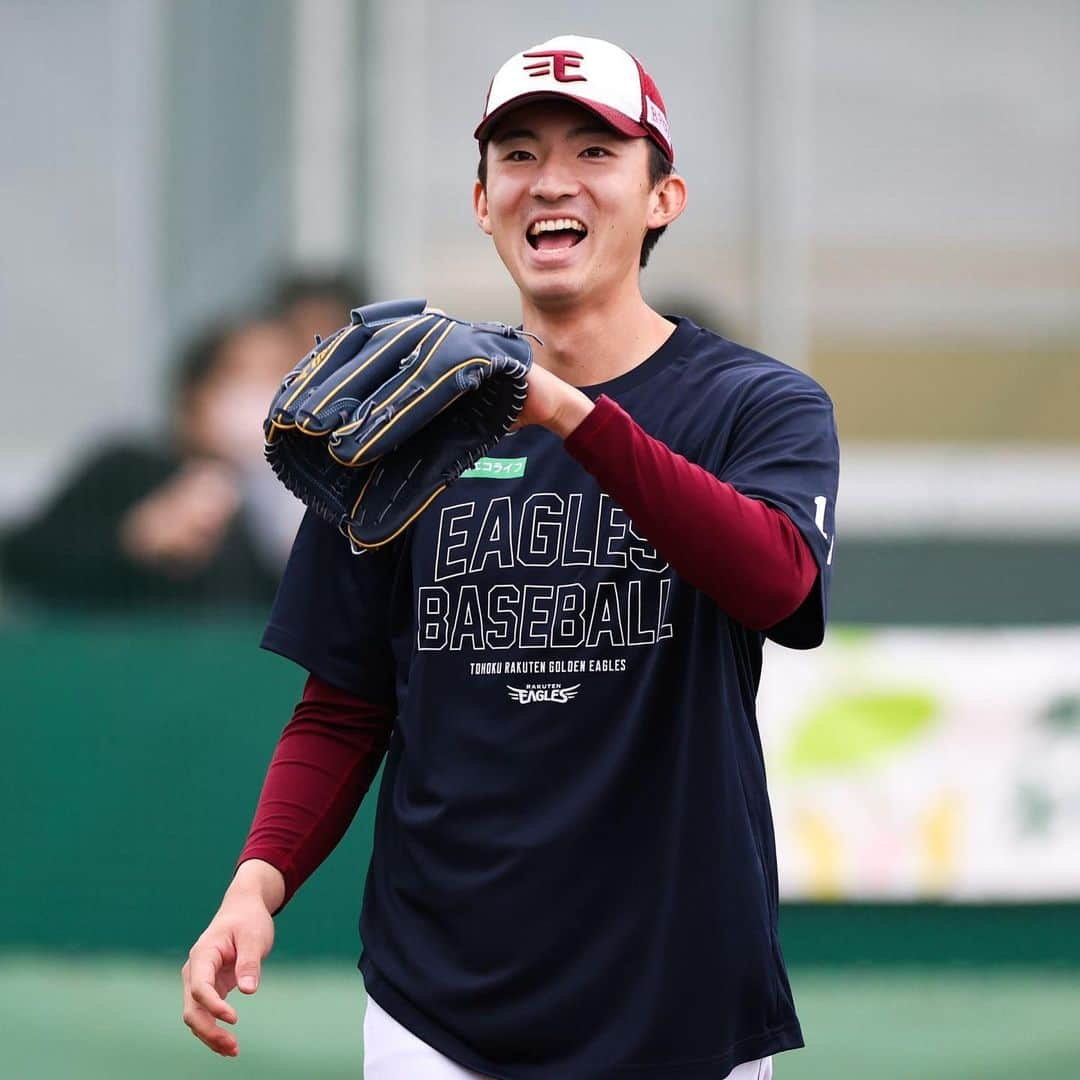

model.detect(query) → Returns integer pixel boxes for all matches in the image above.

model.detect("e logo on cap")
[522,49,587,84]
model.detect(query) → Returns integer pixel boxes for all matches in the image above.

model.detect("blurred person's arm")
[0,443,180,605]
[182,673,392,1058]
[119,459,241,570]
[1,444,246,608]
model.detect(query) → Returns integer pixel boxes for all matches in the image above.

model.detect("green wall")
[2,618,372,960]
[831,537,1080,625]
[4,618,1078,967]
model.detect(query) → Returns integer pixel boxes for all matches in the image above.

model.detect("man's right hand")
[181,860,284,1057]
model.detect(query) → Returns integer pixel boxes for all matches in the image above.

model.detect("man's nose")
[529,160,580,201]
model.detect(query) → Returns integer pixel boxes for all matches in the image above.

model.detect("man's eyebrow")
[568,123,617,139]
[489,123,619,144]
[489,128,536,144]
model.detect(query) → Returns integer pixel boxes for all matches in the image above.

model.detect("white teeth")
[528,218,587,236]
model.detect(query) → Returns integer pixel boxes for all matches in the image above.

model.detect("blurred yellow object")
[794,810,843,900]
[920,794,962,896]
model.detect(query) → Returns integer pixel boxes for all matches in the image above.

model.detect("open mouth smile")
[526,217,588,251]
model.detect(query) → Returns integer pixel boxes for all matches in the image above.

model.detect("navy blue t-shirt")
[263,318,839,1078]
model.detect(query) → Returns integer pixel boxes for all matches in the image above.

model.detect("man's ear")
[474,180,493,235]
[647,172,688,231]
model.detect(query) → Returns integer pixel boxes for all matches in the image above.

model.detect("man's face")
[474,101,664,311]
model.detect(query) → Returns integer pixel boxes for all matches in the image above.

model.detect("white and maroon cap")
[474,35,674,163]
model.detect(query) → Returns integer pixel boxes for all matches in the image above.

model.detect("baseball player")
[182,34,839,1079]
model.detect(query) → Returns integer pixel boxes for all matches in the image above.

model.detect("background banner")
[761,628,1080,899]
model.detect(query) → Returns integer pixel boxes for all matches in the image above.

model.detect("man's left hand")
[512,363,594,439]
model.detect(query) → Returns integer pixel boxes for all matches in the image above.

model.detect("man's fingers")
[183,1001,239,1057]
[234,929,266,994]
[182,967,239,1057]
[187,947,237,1022]
[189,978,237,1024]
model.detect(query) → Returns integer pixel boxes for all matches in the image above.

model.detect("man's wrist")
[546,387,594,440]
[230,858,286,913]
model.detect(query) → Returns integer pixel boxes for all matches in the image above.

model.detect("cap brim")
[475,91,654,148]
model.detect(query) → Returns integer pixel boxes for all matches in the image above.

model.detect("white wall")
[1,0,1077,521]
[0,0,163,516]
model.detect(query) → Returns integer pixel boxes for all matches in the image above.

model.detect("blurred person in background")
[268,265,368,357]
[0,317,300,613]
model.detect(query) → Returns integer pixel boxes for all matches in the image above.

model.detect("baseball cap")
[475,35,674,163]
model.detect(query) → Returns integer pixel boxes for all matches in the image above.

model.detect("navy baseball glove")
[265,298,533,551]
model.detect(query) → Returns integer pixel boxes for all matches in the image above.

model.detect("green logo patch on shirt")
[461,456,527,480]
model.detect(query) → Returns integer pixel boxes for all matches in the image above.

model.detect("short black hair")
[170,318,243,409]
[640,143,674,268]
[477,140,674,268]
[268,267,366,315]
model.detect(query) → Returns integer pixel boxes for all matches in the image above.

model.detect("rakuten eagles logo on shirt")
[507,683,581,705]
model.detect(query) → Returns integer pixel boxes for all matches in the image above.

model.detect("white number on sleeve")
[813,495,829,538]
[813,495,835,566]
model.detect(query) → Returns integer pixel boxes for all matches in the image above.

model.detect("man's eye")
[582,146,611,158]
[505,149,534,162]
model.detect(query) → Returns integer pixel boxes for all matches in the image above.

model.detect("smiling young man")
[182,34,839,1080]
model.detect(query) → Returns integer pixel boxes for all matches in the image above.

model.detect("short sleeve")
[261,509,406,705]
[718,367,839,649]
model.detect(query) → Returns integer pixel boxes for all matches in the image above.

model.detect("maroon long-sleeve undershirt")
[237,674,393,909]
[237,393,818,904]
[564,394,818,630]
